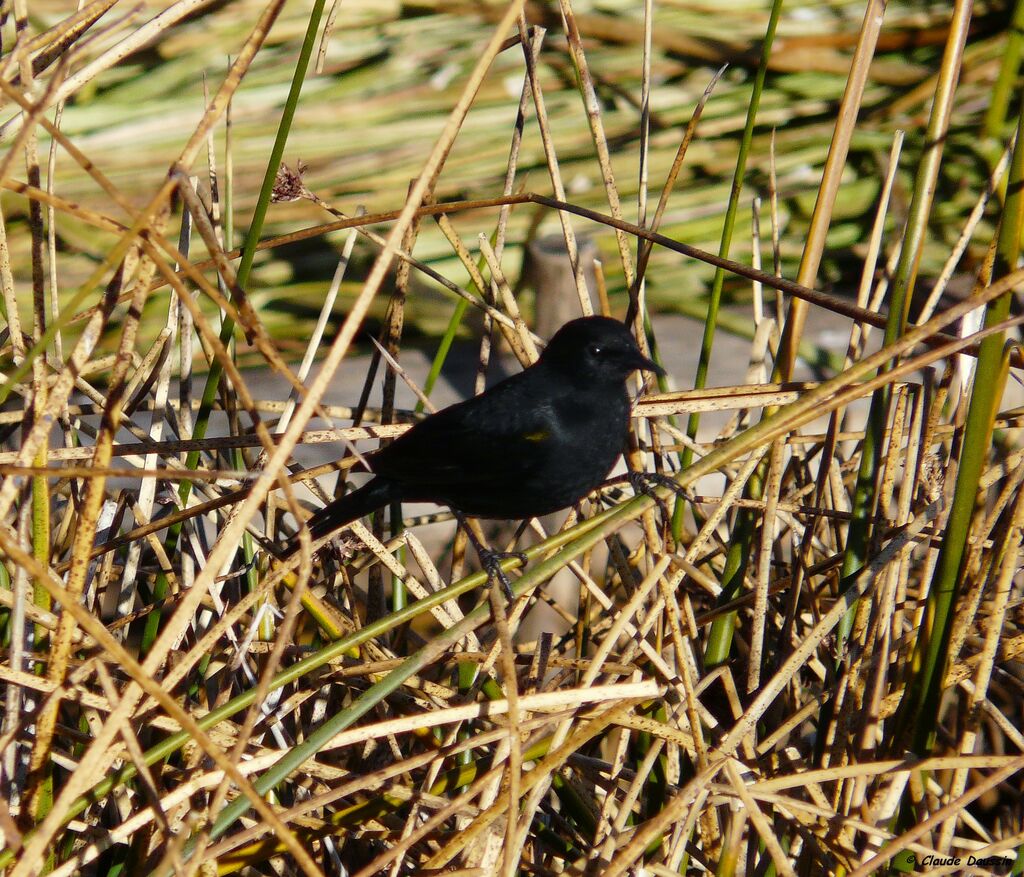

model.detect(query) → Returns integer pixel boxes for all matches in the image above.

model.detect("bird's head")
[540,316,665,384]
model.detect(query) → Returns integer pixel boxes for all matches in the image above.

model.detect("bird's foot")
[454,513,526,602]
[627,469,687,500]
[626,470,689,524]
[477,548,529,602]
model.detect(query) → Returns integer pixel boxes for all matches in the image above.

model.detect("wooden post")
[521,233,597,339]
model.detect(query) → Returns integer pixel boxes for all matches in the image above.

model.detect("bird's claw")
[628,469,687,499]
[478,548,528,602]
[628,470,688,524]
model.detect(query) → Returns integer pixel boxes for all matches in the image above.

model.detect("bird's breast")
[519,390,631,500]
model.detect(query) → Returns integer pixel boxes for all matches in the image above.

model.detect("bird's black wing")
[368,371,559,493]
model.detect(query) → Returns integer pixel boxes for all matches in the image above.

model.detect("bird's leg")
[600,470,689,525]
[215,554,260,582]
[454,513,527,602]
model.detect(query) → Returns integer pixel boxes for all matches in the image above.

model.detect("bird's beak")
[633,351,666,377]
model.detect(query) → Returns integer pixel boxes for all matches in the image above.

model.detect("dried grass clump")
[0,1,1022,876]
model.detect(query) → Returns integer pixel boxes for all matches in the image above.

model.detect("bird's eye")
[587,343,603,356]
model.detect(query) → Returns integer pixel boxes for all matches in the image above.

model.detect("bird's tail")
[284,478,401,556]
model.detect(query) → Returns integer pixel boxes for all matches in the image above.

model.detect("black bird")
[288,316,664,580]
